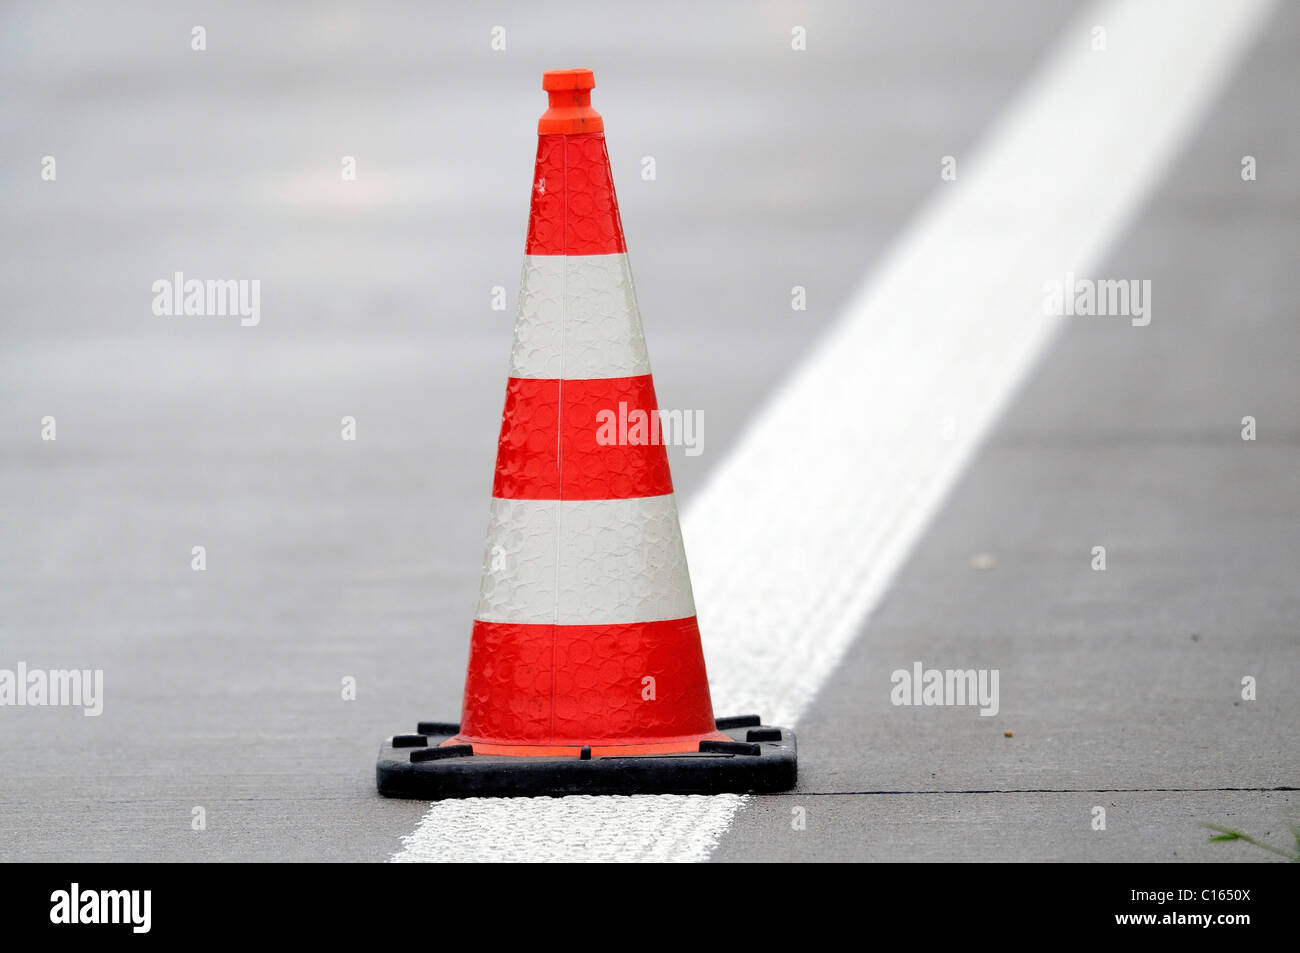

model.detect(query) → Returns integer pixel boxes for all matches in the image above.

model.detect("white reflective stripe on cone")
[476,494,696,626]
[511,253,652,380]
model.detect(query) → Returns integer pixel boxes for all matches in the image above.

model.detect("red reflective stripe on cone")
[458,617,718,746]
[526,134,627,256]
[492,375,673,500]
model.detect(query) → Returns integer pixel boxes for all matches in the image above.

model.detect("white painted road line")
[393,0,1275,862]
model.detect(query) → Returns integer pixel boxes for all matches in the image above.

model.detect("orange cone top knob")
[538,68,604,134]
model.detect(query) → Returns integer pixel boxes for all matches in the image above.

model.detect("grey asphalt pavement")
[1,1,1295,862]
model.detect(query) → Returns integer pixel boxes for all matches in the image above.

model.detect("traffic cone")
[378,69,796,798]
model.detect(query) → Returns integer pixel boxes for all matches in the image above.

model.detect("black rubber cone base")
[376,715,796,799]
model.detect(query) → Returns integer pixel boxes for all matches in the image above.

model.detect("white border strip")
[512,253,651,380]
[393,0,1273,863]
[475,494,696,625]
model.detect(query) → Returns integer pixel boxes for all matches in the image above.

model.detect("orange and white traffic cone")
[378,69,796,798]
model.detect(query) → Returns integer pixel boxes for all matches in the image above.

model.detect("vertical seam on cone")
[549,136,571,742]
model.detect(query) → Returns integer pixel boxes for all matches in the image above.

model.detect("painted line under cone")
[393,0,1276,862]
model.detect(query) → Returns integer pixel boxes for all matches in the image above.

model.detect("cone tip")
[543,68,595,91]
[539,68,603,135]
